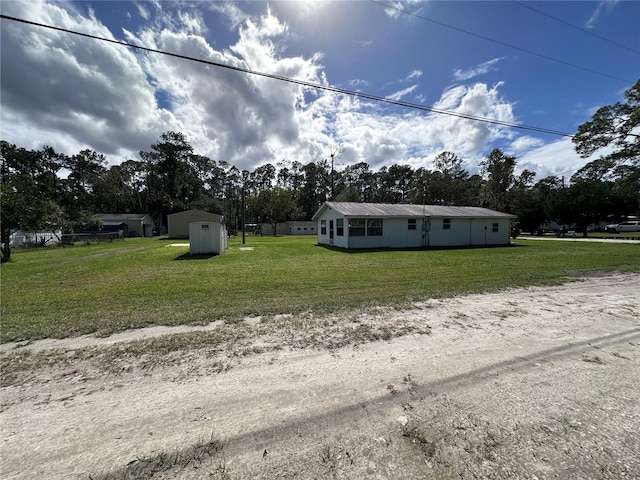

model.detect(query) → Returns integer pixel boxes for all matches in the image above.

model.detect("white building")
[312,202,515,249]
[258,221,317,236]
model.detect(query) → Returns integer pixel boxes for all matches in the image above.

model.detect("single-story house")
[168,210,224,239]
[312,202,516,249]
[259,221,317,236]
[93,214,154,237]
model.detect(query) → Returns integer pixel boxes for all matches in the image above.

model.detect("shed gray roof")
[167,209,222,218]
[313,202,515,220]
[94,213,151,221]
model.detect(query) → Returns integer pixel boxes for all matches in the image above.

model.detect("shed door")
[329,220,334,245]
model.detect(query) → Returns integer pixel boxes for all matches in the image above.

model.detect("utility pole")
[241,183,246,244]
[241,170,248,245]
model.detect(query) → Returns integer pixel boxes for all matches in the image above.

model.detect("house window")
[408,219,417,230]
[336,218,344,236]
[443,219,451,230]
[321,220,326,235]
[367,219,383,236]
[492,223,499,232]
[349,218,365,236]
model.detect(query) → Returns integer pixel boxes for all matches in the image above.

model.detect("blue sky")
[1,0,638,180]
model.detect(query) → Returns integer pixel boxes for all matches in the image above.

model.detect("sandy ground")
[1,274,639,479]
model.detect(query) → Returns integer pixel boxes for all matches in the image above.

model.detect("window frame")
[336,218,344,236]
[320,219,326,235]
[349,218,366,237]
[367,218,383,236]
[443,218,451,230]
[408,218,417,231]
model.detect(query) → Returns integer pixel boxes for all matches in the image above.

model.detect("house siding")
[316,209,348,248]
[428,217,511,246]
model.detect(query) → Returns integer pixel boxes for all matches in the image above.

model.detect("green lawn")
[1,235,638,342]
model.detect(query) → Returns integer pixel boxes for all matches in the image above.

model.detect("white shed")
[312,202,516,249]
[189,222,227,255]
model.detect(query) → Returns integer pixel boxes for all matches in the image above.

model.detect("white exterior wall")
[427,217,468,247]
[288,222,317,235]
[345,217,424,249]
[427,218,511,246]
[316,210,349,248]
[385,217,424,248]
[189,222,227,255]
[259,223,290,236]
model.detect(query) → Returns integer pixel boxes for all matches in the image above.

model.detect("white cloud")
[135,2,150,20]
[509,136,545,153]
[383,69,424,90]
[516,138,600,179]
[424,82,516,156]
[405,69,422,81]
[207,2,247,30]
[452,57,505,81]
[349,79,372,88]
[386,85,418,101]
[178,11,207,36]
[327,81,522,173]
[383,0,423,19]
[586,0,619,29]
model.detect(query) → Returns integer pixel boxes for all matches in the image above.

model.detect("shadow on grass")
[316,242,527,254]
[174,252,218,261]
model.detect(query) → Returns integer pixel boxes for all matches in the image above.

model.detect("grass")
[1,235,639,342]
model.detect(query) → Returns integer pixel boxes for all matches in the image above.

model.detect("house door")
[422,218,430,247]
[329,220,334,245]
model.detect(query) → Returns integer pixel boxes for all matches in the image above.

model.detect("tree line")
[1,80,638,262]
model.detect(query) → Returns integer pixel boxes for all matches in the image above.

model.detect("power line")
[1,13,574,138]
[512,1,640,56]
[369,0,634,84]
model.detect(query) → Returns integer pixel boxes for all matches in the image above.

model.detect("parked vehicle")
[605,221,640,233]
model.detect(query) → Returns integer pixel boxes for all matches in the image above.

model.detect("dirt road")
[1,274,639,479]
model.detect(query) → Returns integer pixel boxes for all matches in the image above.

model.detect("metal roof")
[94,213,151,221]
[313,202,516,219]
[167,209,222,218]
